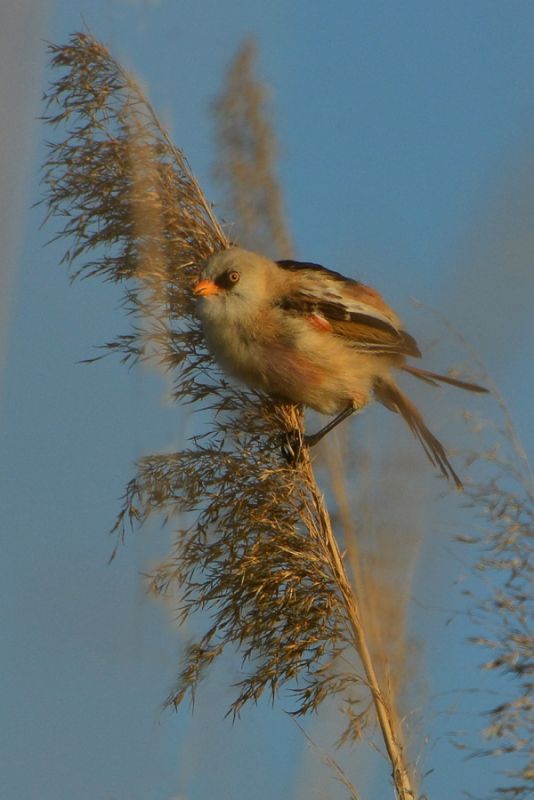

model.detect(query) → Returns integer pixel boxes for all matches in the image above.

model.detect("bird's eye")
[214,270,241,290]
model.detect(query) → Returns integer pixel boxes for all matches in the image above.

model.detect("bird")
[193,247,487,488]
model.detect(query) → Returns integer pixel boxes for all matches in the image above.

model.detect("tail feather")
[374,378,463,489]
[401,364,488,394]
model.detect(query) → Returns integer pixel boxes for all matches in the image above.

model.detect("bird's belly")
[202,320,378,414]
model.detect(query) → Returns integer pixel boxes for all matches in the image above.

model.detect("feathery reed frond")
[43,32,418,799]
[43,32,226,393]
[42,28,351,722]
[212,38,293,259]
[460,387,534,800]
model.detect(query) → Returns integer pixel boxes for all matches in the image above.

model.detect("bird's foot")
[280,429,305,464]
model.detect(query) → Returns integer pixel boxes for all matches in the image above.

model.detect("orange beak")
[193,279,220,297]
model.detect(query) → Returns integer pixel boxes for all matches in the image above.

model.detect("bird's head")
[193,248,275,323]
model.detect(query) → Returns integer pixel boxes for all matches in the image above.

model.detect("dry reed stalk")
[43,32,418,800]
[305,450,416,798]
[321,439,423,758]
[212,38,293,260]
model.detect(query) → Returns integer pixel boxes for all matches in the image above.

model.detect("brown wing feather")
[401,365,488,393]
[329,319,421,357]
[342,282,395,317]
[276,261,421,358]
[277,294,420,357]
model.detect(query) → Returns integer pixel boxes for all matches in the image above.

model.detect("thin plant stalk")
[305,453,416,798]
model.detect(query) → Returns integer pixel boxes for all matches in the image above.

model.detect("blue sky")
[2,2,534,799]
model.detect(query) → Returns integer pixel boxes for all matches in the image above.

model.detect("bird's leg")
[304,402,357,447]
[280,401,358,464]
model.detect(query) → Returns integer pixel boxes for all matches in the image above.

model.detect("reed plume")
[43,31,418,799]
[212,38,293,260]
[459,382,533,800]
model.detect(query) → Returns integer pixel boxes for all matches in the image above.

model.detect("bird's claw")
[280,429,305,464]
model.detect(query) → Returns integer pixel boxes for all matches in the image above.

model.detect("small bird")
[193,247,487,488]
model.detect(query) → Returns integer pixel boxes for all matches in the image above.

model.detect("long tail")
[401,364,488,394]
[374,378,463,489]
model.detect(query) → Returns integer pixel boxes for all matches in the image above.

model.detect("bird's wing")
[276,260,421,358]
